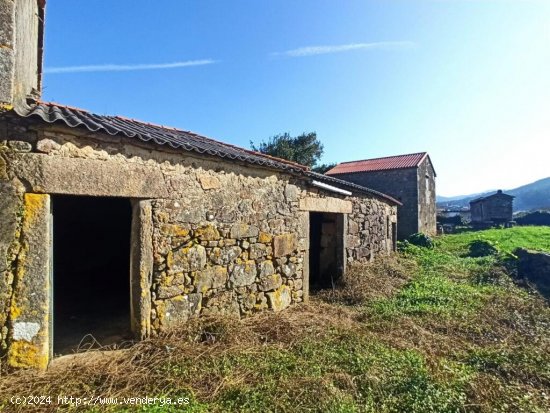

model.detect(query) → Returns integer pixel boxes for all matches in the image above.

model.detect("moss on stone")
[6,194,50,369]
[7,195,42,323]
[212,266,228,289]
[155,211,169,223]
[230,223,259,239]
[267,285,292,312]
[23,194,46,228]
[166,251,174,269]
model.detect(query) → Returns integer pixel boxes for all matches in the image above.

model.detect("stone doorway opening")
[309,212,345,291]
[392,222,397,251]
[52,195,132,355]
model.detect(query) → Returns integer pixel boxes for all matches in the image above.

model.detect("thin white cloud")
[271,41,417,58]
[45,59,217,74]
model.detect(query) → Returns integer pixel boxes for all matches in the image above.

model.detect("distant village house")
[470,190,514,225]
[326,152,437,240]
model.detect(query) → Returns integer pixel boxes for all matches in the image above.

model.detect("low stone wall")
[515,248,550,297]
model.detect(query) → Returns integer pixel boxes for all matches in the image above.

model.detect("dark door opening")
[52,195,132,355]
[392,223,397,251]
[309,212,344,291]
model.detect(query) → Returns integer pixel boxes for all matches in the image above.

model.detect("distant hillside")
[437,191,494,203]
[437,177,550,212]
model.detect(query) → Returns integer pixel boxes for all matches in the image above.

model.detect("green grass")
[1,227,549,412]
[370,246,494,318]
[437,226,550,255]
[159,333,473,413]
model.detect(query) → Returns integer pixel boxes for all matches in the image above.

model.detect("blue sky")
[42,0,550,196]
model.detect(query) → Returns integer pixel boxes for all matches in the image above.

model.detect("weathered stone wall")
[148,176,307,332]
[347,195,396,262]
[0,0,42,108]
[515,248,550,297]
[330,168,418,240]
[0,121,397,365]
[416,158,437,236]
[0,141,26,357]
[0,182,23,354]
[7,193,51,369]
[0,138,51,368]
[147,179,396,332]
[0,134,51,368]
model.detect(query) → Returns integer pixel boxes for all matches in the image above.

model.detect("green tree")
[312,162,337,174]
[250,132,335,173]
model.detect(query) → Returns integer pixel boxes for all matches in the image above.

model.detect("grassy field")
[438,226,550,255]
[1,227,549,412]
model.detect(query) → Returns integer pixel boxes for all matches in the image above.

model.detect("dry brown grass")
[0,302,361,412]
[316,255,416,305]
[0,251,548,412]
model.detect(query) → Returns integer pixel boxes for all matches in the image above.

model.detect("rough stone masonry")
[0,0,400,369]
[0,119,399,369]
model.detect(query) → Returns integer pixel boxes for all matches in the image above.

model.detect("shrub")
[515,210,550,226]
[437,214,466,226]
[407,233,434,249]
[470,265,512,286]
[468,240,499,257]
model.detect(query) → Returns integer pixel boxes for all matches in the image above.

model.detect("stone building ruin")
[0,0,399,369]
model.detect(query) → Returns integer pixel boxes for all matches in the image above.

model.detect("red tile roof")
[326,152,430,175]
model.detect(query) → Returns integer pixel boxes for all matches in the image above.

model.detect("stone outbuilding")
[326,152,436,240]
[470,190,514,225]
[0,0,400,369]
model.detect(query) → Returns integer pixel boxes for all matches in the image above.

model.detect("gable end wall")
[328,168,418,240]
[416,158,436,236]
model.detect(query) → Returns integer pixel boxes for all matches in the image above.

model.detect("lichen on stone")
[194,224,220,241]
[7,340,48,369]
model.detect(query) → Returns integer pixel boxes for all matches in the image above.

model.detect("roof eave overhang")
[9,105,309,175]
[4,106,401,206]
[306,172,402,206]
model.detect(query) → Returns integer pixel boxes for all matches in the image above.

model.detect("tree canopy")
[250,132,336,173]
